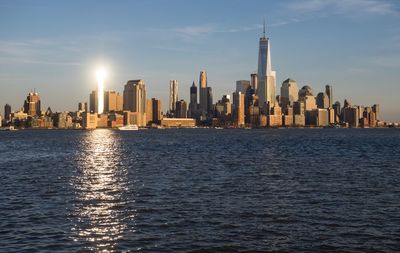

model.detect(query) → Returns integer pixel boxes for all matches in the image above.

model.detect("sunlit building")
[257,22,276,108]
[23,91,41,116]
[96,114,108,128]
[82,112,97,129]
[233,91,245,127]
[104,91,123,113]
[304,95,317,111]
[108,112,124,128]
[123,111,146,127]
[309,109,329,127]
[146,99,153,125]
[56,112,73,129]
[280,78,298,109]
[316,92,330,109]
[160,118,196,128]
[267,103,282,127]
[199,70,208,113]
[123,80,146,113]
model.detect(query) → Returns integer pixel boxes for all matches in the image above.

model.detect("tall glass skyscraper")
[169,80,179,114]
[123,80,146,113]
[199,70,209,114]
[189,81,198,118]
[257,21,276,108]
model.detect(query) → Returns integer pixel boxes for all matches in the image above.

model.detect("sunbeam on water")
[70,129,134,252]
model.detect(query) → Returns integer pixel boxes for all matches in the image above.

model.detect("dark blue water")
[0,129,400,252]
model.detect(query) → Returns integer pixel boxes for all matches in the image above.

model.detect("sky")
[0,0,399,121]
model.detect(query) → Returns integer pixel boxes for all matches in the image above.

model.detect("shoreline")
[1,126,398,131]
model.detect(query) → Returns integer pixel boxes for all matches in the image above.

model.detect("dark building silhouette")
[175,99,187,118]
[4,104,11,122]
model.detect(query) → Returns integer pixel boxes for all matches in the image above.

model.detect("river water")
[0,128,399,252]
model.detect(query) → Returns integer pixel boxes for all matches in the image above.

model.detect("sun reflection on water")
[70,129,133,252]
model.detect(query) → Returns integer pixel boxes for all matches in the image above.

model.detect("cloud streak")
[0,39,84,66]
[168,20,300,41]
[286,0,398,16]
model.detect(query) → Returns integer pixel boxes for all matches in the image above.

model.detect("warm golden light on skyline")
[96,68,107,114]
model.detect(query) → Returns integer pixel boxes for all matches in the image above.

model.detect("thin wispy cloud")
[173,25,216,39]
[0,34,123,66]
[0,39,82,66]
[287,0,398,16]
[168,20,299,41]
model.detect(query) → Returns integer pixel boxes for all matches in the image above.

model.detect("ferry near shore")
[118,124,139,131]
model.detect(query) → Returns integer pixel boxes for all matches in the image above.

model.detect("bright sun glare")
[96,68,107,83]
[96,67,107,114]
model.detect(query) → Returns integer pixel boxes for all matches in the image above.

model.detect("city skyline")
[1,0,400,121]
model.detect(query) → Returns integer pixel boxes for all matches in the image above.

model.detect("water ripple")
[0,129,400,252]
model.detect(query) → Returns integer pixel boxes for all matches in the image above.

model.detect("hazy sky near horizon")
[0,0,399,121]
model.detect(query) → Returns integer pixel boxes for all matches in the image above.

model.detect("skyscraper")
[280,78,298,109]
[116,93,123,111]
[152,98,162,124]
[199,70,208,113]
[169,80,179,114]
[206,87,213,113]
[189,81,198,118]
[146,99,153,124]
[199,70,207,88]
[4,104,11,122]
[123,80,146,113]
[372,104,380,121]
[23,91,41,116]
[257,21,276,108]
[175,99,187,118]
[78,102,87,112]
[233,91,245,127]
[316,92,330,109]
[104,91,116,113]
[325,85,333,108]
[251,73,258,91]
[104,91,123,113]
[236,80,251,93]
[89,90,98,113]
[333,101,341,123]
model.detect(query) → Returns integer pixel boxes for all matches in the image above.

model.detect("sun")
[96,67,107,114]
[96,68,107,83]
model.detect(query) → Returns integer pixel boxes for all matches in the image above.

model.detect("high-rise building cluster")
[1,23,395,129]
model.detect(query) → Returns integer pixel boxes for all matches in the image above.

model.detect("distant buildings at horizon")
[1,24,394,129]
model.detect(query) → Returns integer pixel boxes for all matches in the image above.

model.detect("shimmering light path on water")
[0,129,400,252]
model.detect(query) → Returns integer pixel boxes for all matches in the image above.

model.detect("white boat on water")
[0,126,17,131]
[118,124,139,131]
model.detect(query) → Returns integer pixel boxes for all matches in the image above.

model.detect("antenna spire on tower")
[263,18,266,39]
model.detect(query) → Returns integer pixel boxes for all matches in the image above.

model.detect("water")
[0,128,400,252]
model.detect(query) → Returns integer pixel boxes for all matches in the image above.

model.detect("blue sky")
[0,0,399,121]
